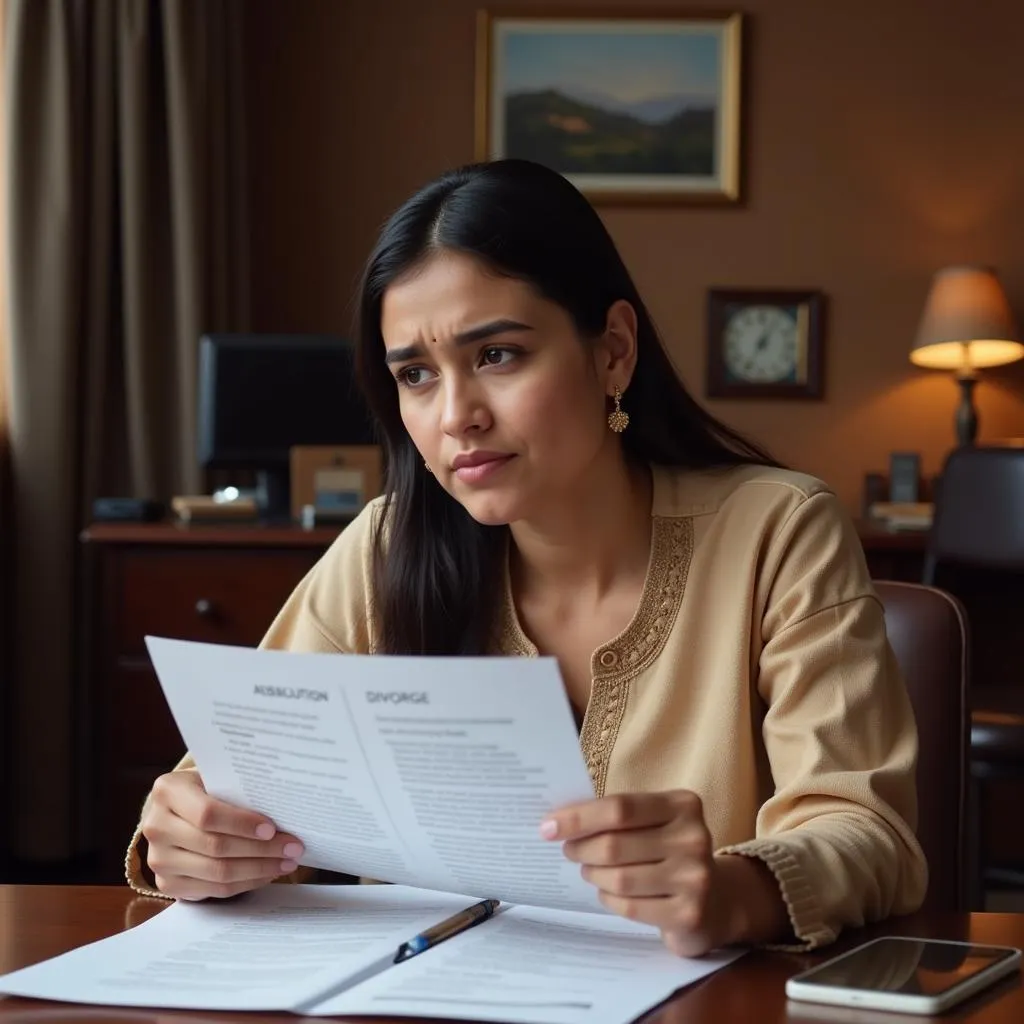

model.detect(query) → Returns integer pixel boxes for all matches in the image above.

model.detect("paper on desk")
[0,886,745,1023]
[0,885,474,1012]
[316,904,745,1024]
[145,636,603,913]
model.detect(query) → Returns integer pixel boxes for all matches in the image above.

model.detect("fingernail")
[279,860,298,873]
[539,819,558,839]
[283,842,304,859]
[255,823,275,840]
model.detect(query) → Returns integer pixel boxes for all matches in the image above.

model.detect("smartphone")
[785,936,1021,1015]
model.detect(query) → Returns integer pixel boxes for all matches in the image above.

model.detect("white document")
[0,886,744,1023]
[144,636,603,913]
[3,643,747,1021]
[316,903,744,1024]
[0,886,474,1012]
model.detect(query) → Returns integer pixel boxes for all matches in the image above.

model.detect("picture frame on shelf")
[888,452,922,504]
[475,9,743,204]
[705,287,826,399]
[289,445,383,523]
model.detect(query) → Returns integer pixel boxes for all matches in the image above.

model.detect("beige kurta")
[126,463,927,949]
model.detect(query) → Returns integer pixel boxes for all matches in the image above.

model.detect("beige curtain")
[4,0,248,862]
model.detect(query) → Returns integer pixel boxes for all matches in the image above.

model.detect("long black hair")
[356,159,777,656]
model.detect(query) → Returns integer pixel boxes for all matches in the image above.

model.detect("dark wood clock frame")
[705,288,826,399]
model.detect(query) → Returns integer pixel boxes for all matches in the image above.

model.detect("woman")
[128,159,927,954]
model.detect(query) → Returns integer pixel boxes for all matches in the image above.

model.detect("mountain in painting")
[552,84,715,125]
[504,89,715,176]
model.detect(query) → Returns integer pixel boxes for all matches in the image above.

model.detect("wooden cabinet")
[80,523,341,883]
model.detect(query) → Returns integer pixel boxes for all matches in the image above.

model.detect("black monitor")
[197,333,377,518]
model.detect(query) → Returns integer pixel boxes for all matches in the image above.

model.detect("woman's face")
[379,251,633,526]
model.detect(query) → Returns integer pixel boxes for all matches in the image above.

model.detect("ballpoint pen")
[393,898,501,963]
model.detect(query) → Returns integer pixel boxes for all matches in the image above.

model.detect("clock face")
[723,305,802,384]
[706,289,823,400]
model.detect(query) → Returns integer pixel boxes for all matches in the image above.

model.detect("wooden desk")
[1,886,1022,1023]
[854,519,929,582]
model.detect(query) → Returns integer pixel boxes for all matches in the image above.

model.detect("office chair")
[922,445,1024,898]
[876,581,970,912]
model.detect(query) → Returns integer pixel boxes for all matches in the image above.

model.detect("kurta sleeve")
[124,498,383,896]
[717,491,928,949]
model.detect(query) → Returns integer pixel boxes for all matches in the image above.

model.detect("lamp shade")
[910,265,1024,372]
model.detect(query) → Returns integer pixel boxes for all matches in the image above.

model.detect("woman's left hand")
[540,790,761,957]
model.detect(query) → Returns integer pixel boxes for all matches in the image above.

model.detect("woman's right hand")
[140,768,305,900]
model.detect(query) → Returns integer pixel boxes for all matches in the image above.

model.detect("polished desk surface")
[0,887,1022,1024]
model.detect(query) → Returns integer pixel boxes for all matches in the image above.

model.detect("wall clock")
[706,288,825,399]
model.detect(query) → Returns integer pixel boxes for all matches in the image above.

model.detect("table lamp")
[910,265,1024,446]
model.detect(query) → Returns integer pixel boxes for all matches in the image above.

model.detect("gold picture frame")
[475,9,743,204]
[289,445,383,522]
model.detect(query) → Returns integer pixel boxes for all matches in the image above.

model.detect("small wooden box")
[289,445,383,521]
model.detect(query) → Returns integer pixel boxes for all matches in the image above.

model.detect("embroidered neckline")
[496,514,694,794]
[496,559,537,658]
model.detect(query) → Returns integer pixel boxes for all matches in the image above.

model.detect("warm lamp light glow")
[910,264,1022,446]
[910,339,1024,370]
[911,265,1023,374]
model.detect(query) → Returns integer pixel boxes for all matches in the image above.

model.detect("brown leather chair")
[922,445,1024,895]
[875,580,970,912]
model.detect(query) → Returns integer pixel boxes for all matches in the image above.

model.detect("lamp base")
[955,374,978,447]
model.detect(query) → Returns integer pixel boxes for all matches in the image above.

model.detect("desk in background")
[1,885,1022,1023]
[854,519,929,581]
[77,519,927,884]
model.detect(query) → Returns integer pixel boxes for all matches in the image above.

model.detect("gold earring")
[424,460,432,473]
[607,386,629,433]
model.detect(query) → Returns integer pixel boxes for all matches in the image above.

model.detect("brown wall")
[243,0,1024,512]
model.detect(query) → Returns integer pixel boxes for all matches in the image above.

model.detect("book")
[0,639,745,1022]
[170,494,258,522]
[868,501,934,532]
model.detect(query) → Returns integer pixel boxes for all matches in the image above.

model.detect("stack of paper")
[0,638,745,1023]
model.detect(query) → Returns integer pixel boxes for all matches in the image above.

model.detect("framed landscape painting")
[475,10,743,203]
